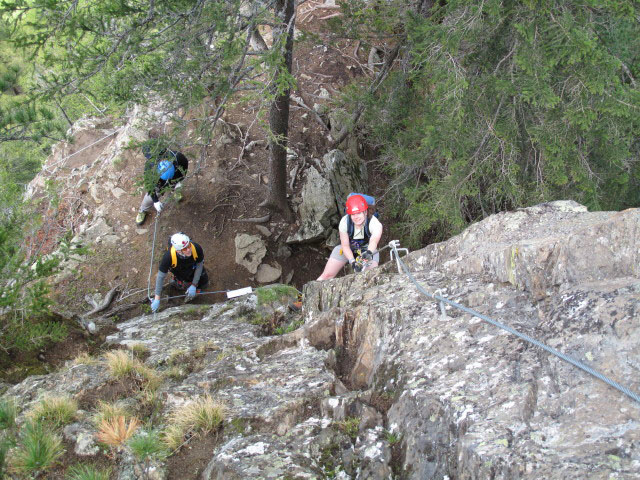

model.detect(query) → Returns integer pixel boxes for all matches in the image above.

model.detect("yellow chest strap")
[170,244,198,268]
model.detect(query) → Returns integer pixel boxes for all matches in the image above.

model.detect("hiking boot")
[173,183,183,202]
[135,211,147,225]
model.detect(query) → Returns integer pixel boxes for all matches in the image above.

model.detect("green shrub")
[0,398,17,431]
[10,421,64,476]
[65,463,112,480]
[337,417,360,441]
[255,285,298,306]
[128,429,167,462]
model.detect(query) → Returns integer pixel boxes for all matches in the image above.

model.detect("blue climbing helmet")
[157,159,175,181]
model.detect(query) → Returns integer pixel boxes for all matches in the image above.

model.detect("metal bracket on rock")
[434,289,448,320]
[388,240,409,274]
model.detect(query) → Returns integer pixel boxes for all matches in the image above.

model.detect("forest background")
[0,0,639,354]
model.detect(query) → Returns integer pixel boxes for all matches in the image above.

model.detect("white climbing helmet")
[171,232,190,250]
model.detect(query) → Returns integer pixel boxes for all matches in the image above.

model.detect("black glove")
[361,249,373,261]
[351,260,363,273]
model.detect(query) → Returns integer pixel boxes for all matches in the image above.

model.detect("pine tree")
[335,0,640,245]
[1,0,298,216]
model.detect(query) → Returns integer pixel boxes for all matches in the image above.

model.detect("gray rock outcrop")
[4,202,639,479]
[287,150,367,244]
[300,201,640,478]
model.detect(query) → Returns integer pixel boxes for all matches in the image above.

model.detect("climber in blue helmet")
[136,140,189,225]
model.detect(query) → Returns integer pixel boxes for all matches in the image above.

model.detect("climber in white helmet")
[150,233,208,313]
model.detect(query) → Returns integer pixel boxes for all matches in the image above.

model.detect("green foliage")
[274,318,304,335]
[0,397,18,477]
[255,285,299,306]
[337,417,360,441]
[65,463,112,480]
[318,440,342,478]
[0,161,70,355]
[0,398,17,431]
[10,420,64,477]
[384,430,400,445]
[128,429,167,462]
[338,0,640,245]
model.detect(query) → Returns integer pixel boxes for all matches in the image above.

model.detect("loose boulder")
[255,262,282,283]
[235,233,267,274]
[287,150,368,244]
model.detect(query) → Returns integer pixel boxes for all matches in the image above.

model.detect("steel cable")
[389,244,640,404]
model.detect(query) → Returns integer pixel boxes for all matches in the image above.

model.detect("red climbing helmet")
[346,194,368,215]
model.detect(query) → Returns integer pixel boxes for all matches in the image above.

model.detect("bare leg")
[317,258,347,281]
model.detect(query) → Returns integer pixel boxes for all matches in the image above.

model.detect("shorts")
[329,245,380,263]
[171,270,209,290]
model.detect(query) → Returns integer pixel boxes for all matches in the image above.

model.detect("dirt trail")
[38,10,383,323]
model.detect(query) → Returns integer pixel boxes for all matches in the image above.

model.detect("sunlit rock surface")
[4,203,639,478]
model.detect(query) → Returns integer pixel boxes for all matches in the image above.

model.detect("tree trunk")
[263,0,295,221]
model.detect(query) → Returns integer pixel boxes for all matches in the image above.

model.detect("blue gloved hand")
[186,285,197,298]
[151,299,160,313]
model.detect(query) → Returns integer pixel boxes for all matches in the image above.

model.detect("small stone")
[111,187,127,199]
[255,262,282,283]
[284,270,294,284]
[255,225,271,237]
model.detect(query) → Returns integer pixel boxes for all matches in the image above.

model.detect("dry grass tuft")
[104,350,162,391]
[96,416,141,448]
[28,395,78,429]
[162,396,225,452]
[104,350,137,377]
[92,400,132,427]
[128,343,150,357]
[70,352,99,366]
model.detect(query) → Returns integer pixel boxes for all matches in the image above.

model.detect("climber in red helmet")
[317,194,383,280]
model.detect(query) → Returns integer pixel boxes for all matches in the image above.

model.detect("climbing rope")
[388,242,640,405]
[146,212,162,301]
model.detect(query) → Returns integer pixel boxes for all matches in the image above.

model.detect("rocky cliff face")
[4,202,639,479]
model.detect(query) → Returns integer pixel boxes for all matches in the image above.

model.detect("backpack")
[167,238,198,268]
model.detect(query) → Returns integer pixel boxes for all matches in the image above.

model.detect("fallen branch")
[232,214,271,223]
[291,94,330,132]
[82,285,119,318]
[208,203,233,213]
[318,12,342,20]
